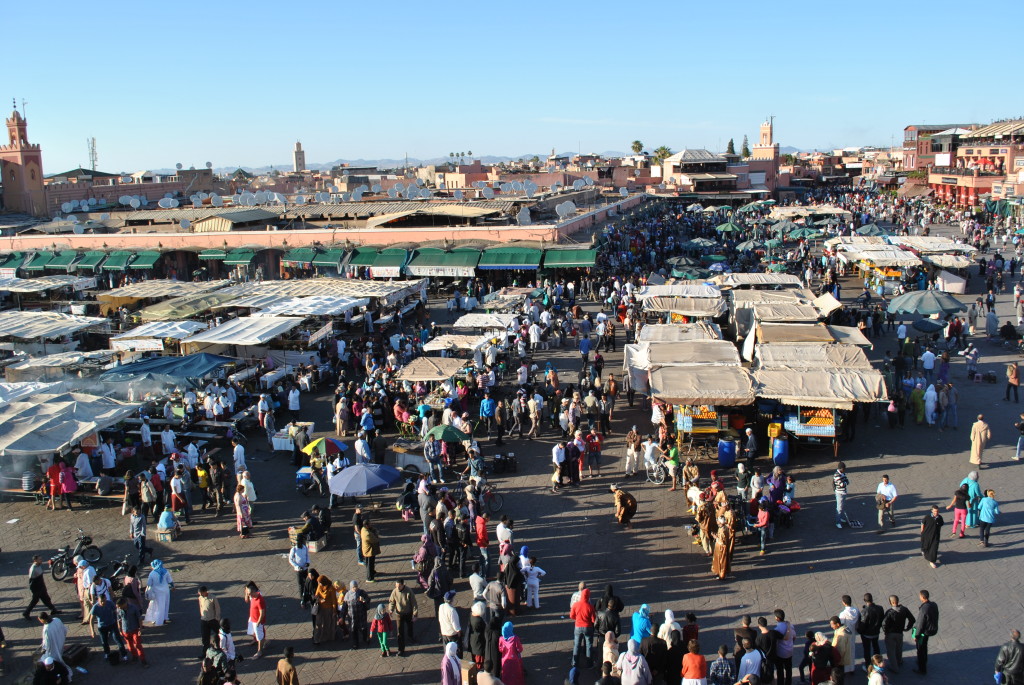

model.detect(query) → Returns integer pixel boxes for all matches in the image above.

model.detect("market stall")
[0,310,108,355]
[423,334,490,355]
[452,312,518,333]
[641,297,727,322]
[110,320,210,353]
[95,280,229,315]
[636,323,722,342]
[5,350,116,382]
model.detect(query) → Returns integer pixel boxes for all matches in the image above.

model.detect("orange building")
[927,120,1024,206]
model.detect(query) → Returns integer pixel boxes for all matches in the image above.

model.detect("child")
[783,475,797,505]
[708,643,734,685]
[681,612,699,644]
[369,603,392,657]
[522,556,547,609]
[798,629,815,683]
[551,464,562,493]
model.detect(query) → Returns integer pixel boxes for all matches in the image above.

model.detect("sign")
[308,321,333,347]
[1014,158,1024,168]
[405,266,475,277]
[941,177,958,185]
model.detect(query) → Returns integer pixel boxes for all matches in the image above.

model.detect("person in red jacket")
[570,587,596,668]
[475,513,490,580]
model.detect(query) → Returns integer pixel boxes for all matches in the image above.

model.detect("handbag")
[121,499,129,516]
[310,602,319,616]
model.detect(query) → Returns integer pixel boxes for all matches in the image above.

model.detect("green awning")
[0,252,25,270]
[23,252,55,271]
[370,249,408,277]
[129,250,161,270]
[312,248,345,268]
[406,248,480,277]
[198,249,227,261]
[542,248,598,268]
[48,251,80,270]
[347,249,378,267]
[477,247,542,270]
[223,250,255,266]
[281,247,317,267]
[102,251,134,271]
[74,251,106,271]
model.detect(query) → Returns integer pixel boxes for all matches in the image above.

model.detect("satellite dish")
[387,188,397,198]
[206,161,213,169]
[175,163,183,170]
[482,187,494,199]
[454,190,464,200]
[416,178,425,187]
[573,179,585,190]
[88,197,98,206]
[244,195,256,206]
[100,213,110,220]
[394,183,404,191]
[211,195,224,207]
[67,214,79,223]
[359,184,369,192]
[329,185,339,193]
[140,195,148,204]
[130,199,141,209]
[343,170,351,176]
[121,176,133,183]
[584,176,594,186]
[158,198,173,208]
[180,219,191,229]
[276,193,288,203]
[231,194,241,204]
[422,189,433,199]
[352,190,363,202]
[619,187,629,197]
[192,199,203,208]
[551,182,561,192]
[61,202,73,213]
[169,199,179,208]
[296,195,306,203]
[371,184,382,192]
[517,207,532,225]
[119,196,131,206]
[341,192,352,202]
[73,224,84,235]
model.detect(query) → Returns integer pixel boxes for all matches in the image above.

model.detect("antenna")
[87,137,98,171]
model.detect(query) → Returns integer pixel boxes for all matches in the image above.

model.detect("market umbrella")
[814,218,840,227]
[887,290,966,316]
[701,206,718,213]
[685,238,718,249]
[855,223,888,236]
[764,262,789,272]
[764,238,784,248]
[303,437,349,456]
[425,424,468,442]
[912,318,946,334]
[771,220,801,234]
[687,203,703,212]
[672,266,712,280]
[715,222,743,233]
[327,463,402,497]
[735,239,764,252]
[701,254,728,263]
[708,262,728,272]
[667,256,700,267]
[760,199,777,205]
[787,227,823,240]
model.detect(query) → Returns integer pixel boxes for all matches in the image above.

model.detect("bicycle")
[459,475,504,513]
[645,458,666,485]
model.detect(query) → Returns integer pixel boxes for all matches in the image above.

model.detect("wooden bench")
[0,488,46,504]
[76,492,124,508]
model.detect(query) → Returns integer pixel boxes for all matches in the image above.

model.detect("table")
[272,422,314,452]
[228,366,260,383]
[260,366,293,390]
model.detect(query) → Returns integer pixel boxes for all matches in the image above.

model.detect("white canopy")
[0,392,138,457]
[254,296,370,317]
[183,316,304,347]
[453,312,518,330]
[394,357,467,382]
[634,283,721,300]
[642,297,727,317]
[812,292,843,316]
[637,323,721,342]
[0,311,107,339]
[844,249,921,268]
[752,304,821,322]
[112,320,209,341]
[889,236,977,254]
[217,277,426,307]
[626,341,742,370]
[712,273,802,288]
[731,289,814,307]
[649,365,755,406]
[923,254,973,269]
[6,349,116,370]
[97,279,229,300]
[824,235,887,248]
[0,381,66,406]
[0,275,96,293]
[423,334,490,352]
[753,343,873,369]
[754,368,887,409]
[826,325,873,348]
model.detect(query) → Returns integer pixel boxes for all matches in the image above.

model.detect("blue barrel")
[718,438,736,467]
[772,437,789,466]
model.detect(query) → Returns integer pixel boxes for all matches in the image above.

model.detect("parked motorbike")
[96,553,134,591]
[49,528,103,581]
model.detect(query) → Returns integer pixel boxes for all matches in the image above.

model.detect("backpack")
[757,649,773,684]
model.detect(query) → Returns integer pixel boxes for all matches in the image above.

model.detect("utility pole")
[87,137,98,171]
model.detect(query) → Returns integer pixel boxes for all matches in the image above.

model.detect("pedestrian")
[276,645,299,685]
[387,579,418,656]
[913,589,938,675]
[858,594,884,670]
[829,616,852,680]
[343,581,370,649]
[1008,362,1020,403]
[116,597,147,667]
[144,559,173,626]
[233,483,253,539]
[753,500,770,555]
[244,581,268,659]
[522,556,546,609]
[369,604,393,658]
[38,613,70,675]
[832,462,849,529]
[312,575,338,645]
[24,556,60,619]
[499,621,526,685]
[570,587,596,668]
[945,483,970,539]
[441,641,462,685]
[439,591,462,655]
[970,414,991,466]
[994,629,1024,685]
[882,595,914,674]
[875,474,897,529]
[128,507,151,566]
[773,609,795,685]
[361,517,381,582]
[1013,413,1024,461]
[610,484,638,529]
[960,471,983,528]
[614,639,653,685]
[979,488,1001,547]
[89,593,127,664]
[681,639,707,685]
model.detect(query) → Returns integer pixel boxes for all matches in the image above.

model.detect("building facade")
[0,109,47,216]
[926,120,1024,206]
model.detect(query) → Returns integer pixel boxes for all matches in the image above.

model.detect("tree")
[530,155,540,164]
[726,138,735,155]
[653,146,673,166]
[631,140,644,155]
[467,150,473,160]
[782,153,795,165]
[741,135,750,158]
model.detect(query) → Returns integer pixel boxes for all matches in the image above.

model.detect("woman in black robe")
[601,584,624,613]
[920,505,944,568]
[485,613,503,678]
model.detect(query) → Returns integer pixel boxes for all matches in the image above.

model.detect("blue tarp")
[99,353,234,386]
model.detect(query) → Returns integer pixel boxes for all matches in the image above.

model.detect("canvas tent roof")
[730,289,814,307]
[453,313,518,330]
[712,273,802,288]
[923,254,973,269]
[216,278,425,307]
[626,341,741,370]
[753,343,873,369]
[754,368,887,409]
[252,296,369,317]
[826,325,873,347]
[394,357,468,382]
[642,297,727,317]
[97,280,228,301]
[0,392,138,457]
[5,350,116,370]
[0,381,67,406]
[183,317,304,347]
[99,353,234,385]
[752,304,821,322]
[812,292,843,316]
[756,323,836,344]
[422,334,491,352]
[636,323,721,342]
[889,237,976,254]
[137,291,240,321]
[648,365,755,406]
[111,320,209,341]
[634,284,721,300]
[0,311,106,339]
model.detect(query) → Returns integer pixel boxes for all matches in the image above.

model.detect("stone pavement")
[2,227,1023,684]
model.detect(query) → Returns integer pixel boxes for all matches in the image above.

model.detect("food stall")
[636,323,722,342]
[394,357,469,412]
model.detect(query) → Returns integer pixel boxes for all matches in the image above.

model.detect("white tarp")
[453,313,518,330]
[847,249,921,267]
[254,296,370,317]
[935,269,967,295]
[216,278,426,307]
[812,292,843,316]
[97,279,229,300]
[0,392,139,457]
[0,276,96,293]
[0,311,107,340]
[5,350,116,370]
[0,381,66,406]
[112,320,209,342]
[649,365,755,406]
[423,334,490,352]
[625,341,741,370]
[637,323,721,342]
[890,237,977,254]
[924,254,973,269]
[731,289,814,308]
[394,357,467,382]
[753,344,873,370]
[824,235,887,248]
[752,304,821,322]
[754,368,887,409]
[826,325,873,348]
[642,297,727,317]
[713,273,802,288]
[634,284,721,300]
[183,316,304,347]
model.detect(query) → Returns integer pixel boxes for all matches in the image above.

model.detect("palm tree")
[467,150,473,160]
[449,152,455,170]
[653,146,672,165]
[631,140,644,155]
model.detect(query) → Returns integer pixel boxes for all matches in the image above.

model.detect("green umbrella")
[855,223,888,236]
[764,262,789,272]
[887,290,966,316]
[715,222,743,233]
[685,238,718,248]
[672,266,712,280]
[760,199,777,205]
[771,220,801,234]
[787,227,823,240]
[764,238,784,248]
[425,424,467,442]
[667,256,700,267]
[735,239,764,252]
[701,254,728,263]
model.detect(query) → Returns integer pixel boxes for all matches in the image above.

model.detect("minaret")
[0,106,47,216]
[293,141,306,172]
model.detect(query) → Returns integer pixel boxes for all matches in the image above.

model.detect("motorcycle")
[49,528,103,581]
[96,553,134,592]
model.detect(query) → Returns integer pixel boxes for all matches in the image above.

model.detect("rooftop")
[664,149,726,163]
[962,120,1024,139]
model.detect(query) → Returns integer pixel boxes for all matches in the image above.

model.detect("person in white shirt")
[288,385,301,418]
[160,428,176,456]
[838,595,860,636]
[163,400,174,422]
[288,536,310,601]
[140,418,154,458]
[185,440,201,470]
[528,323,542,352]
[183,389,197,408]
[517,363,529,387]
[99,437,118,471]
[920,348,936,384]
[551,442,566,489]
[875,474,898,527]
[225,385,237,414]
[522,556,547,609]
[896,322,907,344]
[203,394,215,420]
[354,433,371,464]
[437,591,461,646]
[495,517,513,547]
[73,449,93,480]
[232,438,246,473]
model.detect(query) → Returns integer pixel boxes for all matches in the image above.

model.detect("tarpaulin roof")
[649,365,755,406]
[97,279,228,301]
[423,334,491,352]
[826,325,873,347]
[253,296,369,317]
[756,323,836,344]
[101,251,134,271]
[752,304,821,322]
[23,252,54,271]
[889,237,977,254]
[0,311,107,339]
[346,248,378,267]
[0,392,139,457]
[111,320,209,341]
[642,297,727,317]
[636,323,722,342]
[0,276,94,293]
[626,341,741,370]
[129,251,161,270]
[138,291,241,321]
[453,312,518,330]
[183,317,304,346]
[730,288,814,306]
[824,235,887,248]
[753,343,873,369]
[542,248,598,268]
[280,248,318,267]
[812,292,843,316]
[923,254,973,269]
[223,250,256,266]
[634,283,721,300]
[713,273,802,288]
[0,381,67,406]
[754,368,887,409]
[844,249,921,267]
[394,356,468,382]
[6,350,116,370]
[99,352,234,385]
[216,278,426,307]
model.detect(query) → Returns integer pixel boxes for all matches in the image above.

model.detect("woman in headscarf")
[498,621,525,685]
[469,601,488,669]
[500,556,525,617]
[518,545,530,570]
[233,483,252,539]
[630,604,652,643]
[657,609,680,641]
[414,533,438,590]
[603,630,620,669]
[427,557,453,614]
[441,641,462,685]
[923,384,938,426]
[614,639,653,685]
[909,384,925,424]
[960,471,982,528]
[144,559,173,626]
[312,574,338,645]
[369,603,392,657]
[664,629,685,685]
[711,509,736,581]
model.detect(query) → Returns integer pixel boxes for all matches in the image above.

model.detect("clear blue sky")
[8,0,1022,173]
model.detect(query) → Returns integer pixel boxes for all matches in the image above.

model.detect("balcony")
[929,166,1003,177]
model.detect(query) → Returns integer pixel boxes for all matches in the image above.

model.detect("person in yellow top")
[830,615,853,678]
[276,645,300,685]
[312,575,337,645]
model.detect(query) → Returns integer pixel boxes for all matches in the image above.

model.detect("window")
[990,149,1000,155]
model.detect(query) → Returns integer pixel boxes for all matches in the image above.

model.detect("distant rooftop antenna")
[87,137,98,171]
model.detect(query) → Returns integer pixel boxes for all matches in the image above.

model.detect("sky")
[7,0,1023,173]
